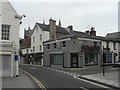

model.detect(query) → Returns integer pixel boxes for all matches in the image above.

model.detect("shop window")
[85,53,98,65]
[50,54,63,65]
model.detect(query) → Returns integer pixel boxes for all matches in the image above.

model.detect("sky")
[8,0,119,38]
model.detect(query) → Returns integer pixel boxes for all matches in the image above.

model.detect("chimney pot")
[68,25,73,31]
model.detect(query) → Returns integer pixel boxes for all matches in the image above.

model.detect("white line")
[69,73,74,75]
[30,67,36,69]
[66,72,70,74]
[80,86,89,90]
[73,76,110,89]
[19,68,46,90]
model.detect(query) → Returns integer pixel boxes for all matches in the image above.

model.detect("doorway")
[71,53,78,68]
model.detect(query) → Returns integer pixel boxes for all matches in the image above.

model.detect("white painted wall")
[102,40,120,62]
[0,1,1,41]
[21,48,31,55]
[2,1,20,54]
[101,41,106,51]
[0,1,20,77]
[31,24,49,53]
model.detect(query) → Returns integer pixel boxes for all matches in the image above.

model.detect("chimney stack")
[68,25,73,31]
[90,27,96,36]
[58,20,61,27]
[49,18,56,39]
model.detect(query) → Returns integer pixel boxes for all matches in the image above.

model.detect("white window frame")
[1,24,10,40]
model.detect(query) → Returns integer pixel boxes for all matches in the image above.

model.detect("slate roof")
[20,37,31,49]
[36,23,69,34]
[106,32,120,39]
[44,33,120,43]
[24,29,33,36]
[72,30,87,35]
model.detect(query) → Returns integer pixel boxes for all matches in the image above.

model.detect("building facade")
[43,34,102,68]
[43,29,120,68]
[0,1,21,77]
[101,40,120,63]
[105,32,120,62]
[21,19,70,65]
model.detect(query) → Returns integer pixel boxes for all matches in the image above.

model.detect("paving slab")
[2,70,37,89]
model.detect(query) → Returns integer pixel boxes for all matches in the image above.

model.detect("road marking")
[73,75,110,89]
[20,68,47,90]
[30,67,36,69]
[80,86,89,90]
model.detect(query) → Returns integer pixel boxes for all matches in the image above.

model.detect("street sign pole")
[103,52,105,76]
[103,63,105,76]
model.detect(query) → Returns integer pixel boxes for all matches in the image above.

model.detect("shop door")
[71,53,78,68]
[1,55,11,77]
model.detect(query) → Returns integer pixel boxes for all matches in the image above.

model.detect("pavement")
[81,70,119,88]
[2,70,39,89]
[49,65,120,89]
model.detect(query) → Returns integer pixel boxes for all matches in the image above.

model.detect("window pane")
[1,24,10,40]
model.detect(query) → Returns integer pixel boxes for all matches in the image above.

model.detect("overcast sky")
[9,0,119,38]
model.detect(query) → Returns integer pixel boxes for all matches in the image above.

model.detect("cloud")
[10,1,118,38]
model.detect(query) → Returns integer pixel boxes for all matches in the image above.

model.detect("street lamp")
[14,14,26,24]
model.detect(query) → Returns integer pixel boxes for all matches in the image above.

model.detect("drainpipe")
[11,42,15,77]
[15,55,19,77]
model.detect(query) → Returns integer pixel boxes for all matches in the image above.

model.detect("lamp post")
[102,52,105,76]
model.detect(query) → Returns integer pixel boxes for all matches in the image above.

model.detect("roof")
[24,29,33,37]
[36,23,69,34]
[72,30,87,35]
[44,33,120,43]
[8,1,18,15]
[106,32,120,39]
[36,23,49,31]
[20,37,31,49]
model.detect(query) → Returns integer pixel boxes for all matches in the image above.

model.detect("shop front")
[50,54,64,66]
[85,53,98,65]
[70,53,79,68]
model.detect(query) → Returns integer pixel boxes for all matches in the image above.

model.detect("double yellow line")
[20,68,47,90]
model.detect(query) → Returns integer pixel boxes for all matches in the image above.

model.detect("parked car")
[113,61,120,67]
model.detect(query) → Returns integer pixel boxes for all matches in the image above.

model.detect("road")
[20,64,111,90]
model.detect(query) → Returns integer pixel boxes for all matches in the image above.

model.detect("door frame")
[70,53,79,68]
